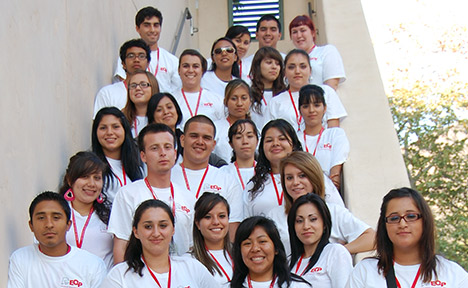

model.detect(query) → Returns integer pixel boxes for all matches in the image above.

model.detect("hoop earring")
[64,189,75,201]
[96,193,104,204]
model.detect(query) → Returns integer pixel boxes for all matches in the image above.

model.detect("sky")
[360,0,468,94]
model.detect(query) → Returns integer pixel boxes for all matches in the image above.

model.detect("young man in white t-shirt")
[244,15,285,64]
[108,123,195,264]
[171,115,243,240]
[8,191,106,288]
[93,39,151,118]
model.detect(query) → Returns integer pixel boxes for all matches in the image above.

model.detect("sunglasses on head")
[213,47,236,55]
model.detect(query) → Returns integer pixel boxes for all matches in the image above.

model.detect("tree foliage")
[389,79,468,269]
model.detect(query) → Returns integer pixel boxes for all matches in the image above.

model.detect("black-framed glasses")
[385,213,422,224]
[129,82,151,90]
[213,47,235,55]
[126,53,147,60]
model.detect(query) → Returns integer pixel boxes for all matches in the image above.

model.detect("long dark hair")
[125,199,175,276]
[192,193,232,276]
[231,216,309,288]
[58,151,110,224]
[92,107,143,191]
[249,119,302,199]
[249,47,286,114]
[376,187,437,283]
[288,194,331,274]
[210,37,240,78]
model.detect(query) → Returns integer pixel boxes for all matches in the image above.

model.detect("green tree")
[389,79,468,269]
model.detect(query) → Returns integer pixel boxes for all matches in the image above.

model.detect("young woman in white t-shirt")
[192,193,233,286]
[231,216,311,288]
[214,79,252,162]
[92,107,144,202]
[288,193,352,288]
[225,25,251,82]
[102,199,220,287]
[298,84,349,190]
[347,187,468,288]
[59,151,113,269]
[249,47,286,130]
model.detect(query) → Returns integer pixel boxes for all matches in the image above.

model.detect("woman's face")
[232,33,251,60]
[129,73,152,106]
[260,57,280,86]
[96,115,125,157]
[285,53,311,92]
[294,203,324,254]
[133,207,175,257]
[240,226,276,280]
[283,164,313,201]
[300,100,326,128]
[70,171,103,206]
[153,96,178,129]
[226,86,251,120]
[262,127,293,165]
[291,25,315,52]
[385,197,423,253]
[179,54,203,90]
[230,123,258,161]
[212,40,237,71]
[196,202,229,248]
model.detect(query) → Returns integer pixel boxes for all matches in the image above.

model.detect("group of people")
[8,5,468,288]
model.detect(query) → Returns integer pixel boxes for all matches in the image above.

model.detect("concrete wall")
[0,0,195,284]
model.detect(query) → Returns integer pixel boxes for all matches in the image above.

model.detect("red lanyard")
[294,254,308,276]
[133,118,138,137]
[181,163,209,198]
[239,60,243,78]
[181,88,203,117]
[308,45,316,55]
[142,255,171,288]
[270,172,283,206]
[247,274,276,288]
[149,48,160,77]
[112,166,127,187]
[395,263,421,288]
[144,178,175,216]
[303,127,324,156]
[288,90,302,131]
[206,247,233,282]
[234,161,255,190]
[71,206,94,248]
[262,94,268,106]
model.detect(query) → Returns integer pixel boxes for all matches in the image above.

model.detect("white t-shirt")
[7,244,106,288]
[241,278,311,288]
[346,256,468,288]
[172,88,225,129]
[101,256,220,288]
[171,164,243,222]
[290,243,352,288]
[267,86,347,131]
[214,118,233,163]
[220,162,255,192]
[323,173,345,207]
[206,249,233,286]
[201,71,237,100]
[93,81,127,118]
[130,115,148,138]
[309,45,346,85]
[105,157,133,203]
[66,206,113,270]
[114,47,182,93]
[250,90,273,131]
[107,179,195,255]
[298,128,350,176]
[244,173,284,218]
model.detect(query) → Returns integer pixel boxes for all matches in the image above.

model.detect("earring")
[96,193,104,204]
[64,189,75,201]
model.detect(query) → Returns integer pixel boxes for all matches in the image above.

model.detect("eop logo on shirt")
[61,277,83,287]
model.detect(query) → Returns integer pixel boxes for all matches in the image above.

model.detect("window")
[228,0,284,40]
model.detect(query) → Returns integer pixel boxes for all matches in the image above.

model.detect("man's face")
[140,131,177,175]
[136,16,161,47]
[122,46,149,74]
[181,122,216,167]
[256,20,282,48]
[29,200,71,250]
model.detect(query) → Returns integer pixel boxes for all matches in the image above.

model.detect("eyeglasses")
[129,82,151,90]
[385,213,422,224]
[126,53,147,60]
[213,47,235,55]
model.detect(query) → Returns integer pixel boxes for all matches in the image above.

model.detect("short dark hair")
[184,115,217,138]
[29,191,71,223]
[228,119,259,163]
[179,49,208,74]
[135,6,163,27]
[299,84,326,107]
[225,25,251,40]
[256,14,281,33]
[119,39,151,64]
[138,123,177,152]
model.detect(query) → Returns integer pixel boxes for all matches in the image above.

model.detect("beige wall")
[0,0,195,284]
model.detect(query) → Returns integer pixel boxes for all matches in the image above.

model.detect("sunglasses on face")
[213,47,236,55]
